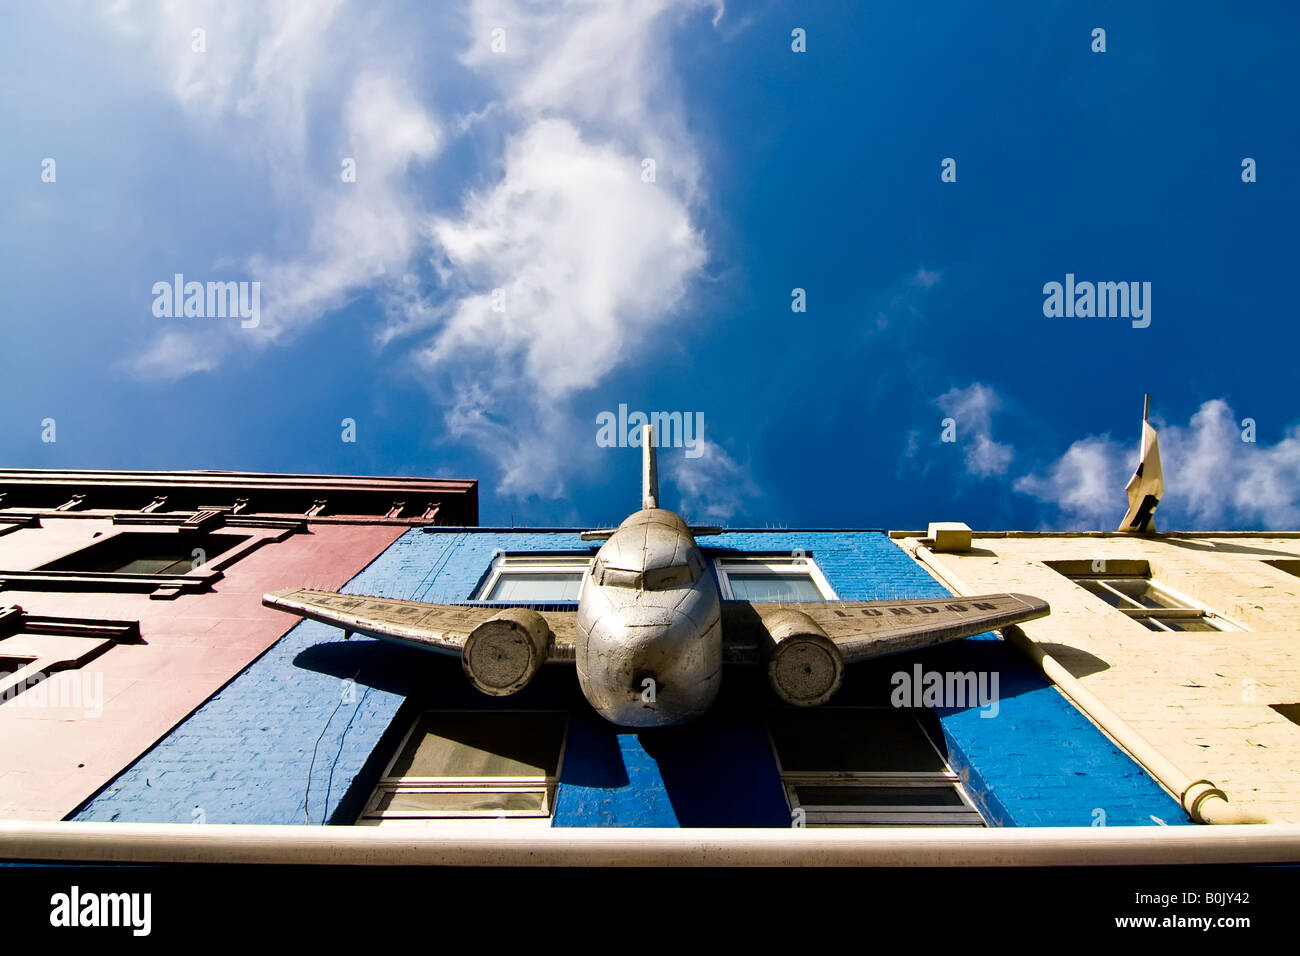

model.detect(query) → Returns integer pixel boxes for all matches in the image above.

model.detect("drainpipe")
[899,538,1269,825]
[2,819,1299,866]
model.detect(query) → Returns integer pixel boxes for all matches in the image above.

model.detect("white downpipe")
[1,819,1299,866]
[901,538,1269,825]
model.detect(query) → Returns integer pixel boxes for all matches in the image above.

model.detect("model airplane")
[263,427,1049,727]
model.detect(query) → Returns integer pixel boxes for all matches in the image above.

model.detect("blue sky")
[2,2,1298,530]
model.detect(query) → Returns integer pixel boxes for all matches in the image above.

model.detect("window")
[1046,561,1238,632]
[766,707,984,827]
[360,710,568,820]
[39,531,249,575]
[474,553,591,602]
[1,525,285,599]
[0,609,139,713]
[714,554,837,601]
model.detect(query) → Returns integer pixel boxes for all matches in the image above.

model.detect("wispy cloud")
[110,0,722,501]
[911,267,942,289]
[1013,437,1126,528]
[667,437,759,523]
[399,0,718,494]
[104,0,350,155]
[110,1,444,379]
[872,266,943,331]
[936,382,1014,478]
[248,72,441,343]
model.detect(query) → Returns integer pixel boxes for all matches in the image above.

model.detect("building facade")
[66,524,1198,829]
[0,469,476,820]
[892,529,1300,824]
[8,466,1292,833]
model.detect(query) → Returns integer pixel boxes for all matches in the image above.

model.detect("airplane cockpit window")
[596,554,702,591]
[642,563,697,590]
[597,565,641,589]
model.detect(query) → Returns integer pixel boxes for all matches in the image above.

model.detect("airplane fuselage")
[575,508,722,727]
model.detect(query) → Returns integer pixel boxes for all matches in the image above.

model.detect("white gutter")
[2,820,1299,866]
[900,537,1270,825]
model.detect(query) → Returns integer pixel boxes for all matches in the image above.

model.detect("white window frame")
[473,552,594,603]
[713,553,838,601]
[359,709,569,821]
[766,707,985,828]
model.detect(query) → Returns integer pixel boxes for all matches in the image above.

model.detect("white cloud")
[439,381,589,498]
[399,0,717,493]
[667,438,758,523]
[459,0,717,195]
[105,0,724,502]
[911,267,942,289]
[1013,437,1127,528]
[1014,399,1300,530]
[872,265,943,331]
[111,2,443,379]
[104,0,350,162]
[937,383,1014,477]
[420,118,705,401]
[132,330,220,380]
[248,73,441,344]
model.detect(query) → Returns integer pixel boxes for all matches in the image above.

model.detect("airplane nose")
[633,670,660,697]
[606,630,674,724]
[578,607,718,727]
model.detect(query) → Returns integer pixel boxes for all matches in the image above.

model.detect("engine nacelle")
[462,607,551,696]
[760,608,844,707]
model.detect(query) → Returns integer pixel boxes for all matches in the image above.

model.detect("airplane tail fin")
[642,424,659,510]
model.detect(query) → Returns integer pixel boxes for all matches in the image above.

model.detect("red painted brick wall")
[0,517,406,819]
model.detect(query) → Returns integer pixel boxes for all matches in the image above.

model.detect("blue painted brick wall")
[73,528,1187,828]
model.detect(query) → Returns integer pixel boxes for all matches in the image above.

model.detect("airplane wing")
[262,588,577,696]
[722,593,1049,663]
[721,593,1050,705]
[263,587,579,660]
[264,587,1048,707]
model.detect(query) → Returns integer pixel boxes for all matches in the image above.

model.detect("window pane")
[1104,578,1188,610]
[41,532,247,574]
[1155,616,1220,632]
[487,571,583,602]
[373,789,546,815]
[767,709,948,773]
[110,554,195,574]
[389,712,566,779]
[793,785,967,808]
[727,571,824,602]
[1077,579,1129,607]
